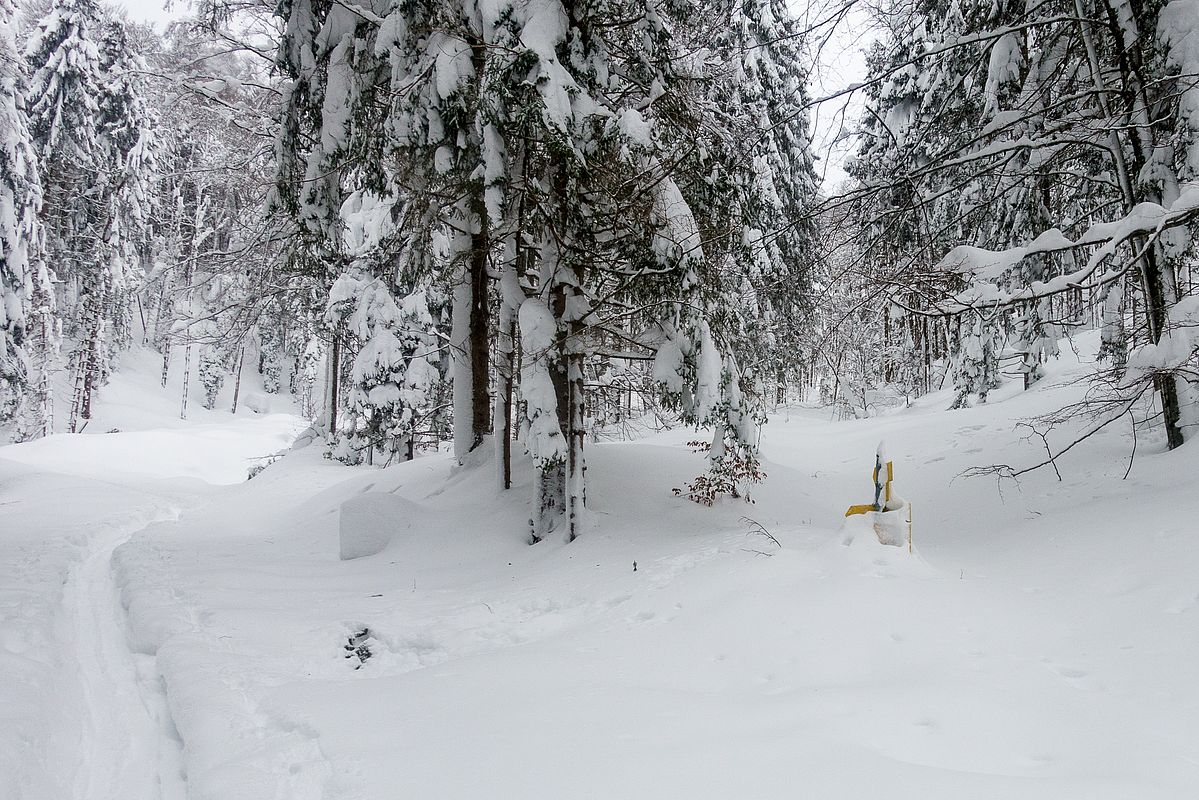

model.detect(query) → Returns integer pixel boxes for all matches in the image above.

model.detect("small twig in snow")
[740,516,781,548]
[1124,409,1137,481]
[1026,424,1062,482]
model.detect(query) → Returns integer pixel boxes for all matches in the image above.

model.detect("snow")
[517,296,556,351]
[651,334,685,392]
[652,176,703,267]
[2,415,305,485]
[518,297,566,468]
[339,492,417,560]
[1160,0,1199,175]
[318,36,354,154]
[617,107,653,147]
[693,322,722,422]
[340,190,396,256]
[941,184,1199,309]
[983,31,1021,116]
[432,33,472,101]
[4,331,1199,797]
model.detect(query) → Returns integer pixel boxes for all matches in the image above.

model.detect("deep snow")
[3,333,1198,798]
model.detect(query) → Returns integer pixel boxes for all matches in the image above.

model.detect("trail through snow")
[62,504,186,800]
[0,411,307,799]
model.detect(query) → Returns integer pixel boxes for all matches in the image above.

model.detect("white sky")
[797,0,874,190]
[112,0,188,28]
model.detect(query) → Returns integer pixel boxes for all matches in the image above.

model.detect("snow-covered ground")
[3,332,1198,799]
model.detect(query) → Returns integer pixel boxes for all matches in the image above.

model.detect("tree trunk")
[160,334,171,388]
[1076,0,1185,448]
[328,334,340,436]
[451,231,492,462]
[470,227,492,445]
[566,338,585,542]
[180,344,192,420]
[230,346,245,414]
[494,303,515,490]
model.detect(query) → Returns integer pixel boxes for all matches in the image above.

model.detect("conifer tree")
[0,0,50,432]
[270,0,820,541]
[325,191,442,464]
[25,0,104,301]
[27,0,158,430]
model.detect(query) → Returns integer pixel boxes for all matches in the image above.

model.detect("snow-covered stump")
[339,493,419,560]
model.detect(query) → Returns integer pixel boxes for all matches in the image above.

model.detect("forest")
[4,0,1199,795]
[1,0,1197,536]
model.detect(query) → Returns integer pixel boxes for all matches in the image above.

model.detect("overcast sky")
[112,0,186,28]
[800,0,873,190]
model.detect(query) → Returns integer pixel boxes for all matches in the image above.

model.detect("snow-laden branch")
[936,183,1199,313]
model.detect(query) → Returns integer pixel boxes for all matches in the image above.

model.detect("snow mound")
[339,491,423,560]
[1,414,307,485]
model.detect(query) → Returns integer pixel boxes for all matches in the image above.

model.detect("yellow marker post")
[845,448,893,516]
[844,442,912,550]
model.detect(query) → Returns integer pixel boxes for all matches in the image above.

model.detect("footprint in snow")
[1163,594,1198,614]
[603,593,633,609]
[1041,658,1095,690]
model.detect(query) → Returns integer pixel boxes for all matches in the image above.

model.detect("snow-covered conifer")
[0,0,50,431]
[197,322,226,410]
[950,313,1003,408]
[327,275,441,465]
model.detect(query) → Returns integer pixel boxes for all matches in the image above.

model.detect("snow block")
[870,506,910,548]
[841,504,911,549]
[290,425,321,450]
[242,391,271,414]
[338,492,417,560]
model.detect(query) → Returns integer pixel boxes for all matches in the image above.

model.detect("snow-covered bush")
[950,314,1004,408]
[326,272,441,466]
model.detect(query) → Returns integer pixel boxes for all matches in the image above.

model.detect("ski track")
[61,503,187,800]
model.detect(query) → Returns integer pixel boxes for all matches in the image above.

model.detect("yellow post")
[908,503,913,553]
[871,460,894,508]
[846,444,913,554]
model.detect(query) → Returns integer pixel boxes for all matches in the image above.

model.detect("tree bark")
[230,346,245,414]
[469,227,491,447]
[494,304,515,490]
[451,215,492,462]
[328,334,340,436]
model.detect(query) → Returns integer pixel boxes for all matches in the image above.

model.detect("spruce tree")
[26,0,157,430]
[0,0,50,432]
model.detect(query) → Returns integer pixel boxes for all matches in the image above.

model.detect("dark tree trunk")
[329,335,340,436]
[495,309,515,490]
[469,227,491,449]
[230,347,245,414]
